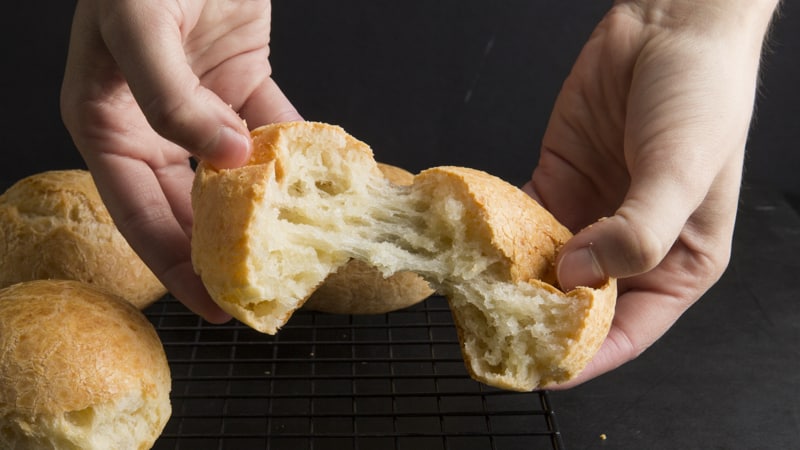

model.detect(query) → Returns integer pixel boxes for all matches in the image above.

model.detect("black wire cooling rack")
[145,295,564,450]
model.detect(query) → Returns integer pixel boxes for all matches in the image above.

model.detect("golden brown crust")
[543,279,618,386]
[193,123,382,332]
[191,164,269,313]
[192,121,617,390]
[413,166,573,287]
[376,162,415,185]
[408,166,615,389]
[448,278,617,391]
[248,121,380,177]
[0,280,171,448]
[303,259,435,314]
[0,170,167,309]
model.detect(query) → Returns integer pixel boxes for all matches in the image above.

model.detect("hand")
[523,0,779,387]
[60,0,301,321]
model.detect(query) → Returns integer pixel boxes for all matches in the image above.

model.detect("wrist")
[616,0,780,37]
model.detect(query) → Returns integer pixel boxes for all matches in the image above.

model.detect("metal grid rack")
[145,295,564,450]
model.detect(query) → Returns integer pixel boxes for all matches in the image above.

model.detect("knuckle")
[143,94,191,137]
[613,214,669,276]
[687,238,732,288]
[631,226,667,273]
[117,205,173,241]
[140,90,202,150]
[111,187,174,241]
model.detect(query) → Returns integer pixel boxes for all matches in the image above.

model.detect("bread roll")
[191,121,617,391]
[0,279,171,449]
[0,170,167,309]
[302,163,435,314]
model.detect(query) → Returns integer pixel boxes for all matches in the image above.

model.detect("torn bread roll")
[0,170,167,309]
[302,163,435,314]
[0,280,171,449]
[191,121,617,391]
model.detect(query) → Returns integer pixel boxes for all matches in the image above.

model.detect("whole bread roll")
[0,279,171,449]
[302,163,435,314]
[191,121,617,391]
[0,170,167,309]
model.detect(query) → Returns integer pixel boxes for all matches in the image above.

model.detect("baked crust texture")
[192,121,617,390]
[0,170,167,309]
[0,279,171,449]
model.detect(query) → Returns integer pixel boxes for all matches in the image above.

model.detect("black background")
[1,1,798,197]
[1,2,798,449]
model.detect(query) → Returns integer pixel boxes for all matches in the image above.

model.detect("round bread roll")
[191,121,617,391]
[0,279,171,449]
[0,170,167,309]
[302,163,435,314]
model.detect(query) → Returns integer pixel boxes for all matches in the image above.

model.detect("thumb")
[556,172,706,291]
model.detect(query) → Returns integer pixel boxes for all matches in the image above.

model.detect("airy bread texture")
[0,280,171,449]
[302,163,435,314]
[191,122,617,390]
[0,170,167,309]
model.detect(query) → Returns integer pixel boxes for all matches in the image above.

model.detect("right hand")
[60,0,302,321]
[524,0,779,387]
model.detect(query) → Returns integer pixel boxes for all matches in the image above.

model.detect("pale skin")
[527,0,779,388]
[60,0,780,387]
[61,0,301,322]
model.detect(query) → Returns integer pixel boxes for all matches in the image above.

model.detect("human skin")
[61,0,301,322]
[61,0,780,386]
[524,0,781,387]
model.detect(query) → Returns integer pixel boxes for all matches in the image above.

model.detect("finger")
[154,161,197,237]
[555,136,717,291]
[88,153,231,323]
[100,2,251,169]
[550,157,743,388]
[239,76,303,127]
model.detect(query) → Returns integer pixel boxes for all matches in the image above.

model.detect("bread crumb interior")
[243,132,584,389]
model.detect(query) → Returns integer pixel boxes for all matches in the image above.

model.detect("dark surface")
[145,295,566,450]
[2,1,799,449]
[3,175,792,450]
[552,184,800,449]
[2,1,799,194]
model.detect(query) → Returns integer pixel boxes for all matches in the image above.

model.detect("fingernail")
[207,126,251,169]
[557,246,606,291]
